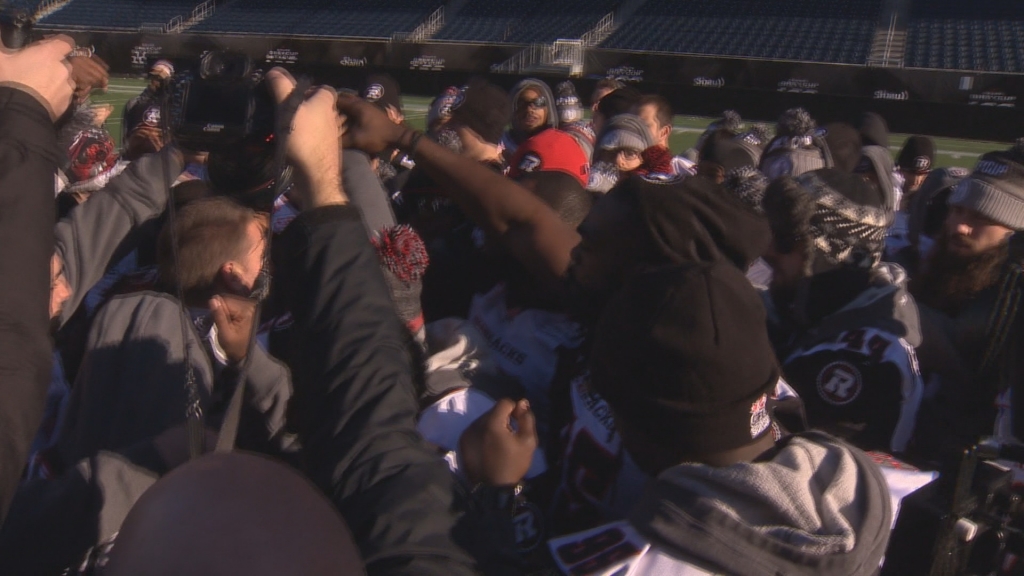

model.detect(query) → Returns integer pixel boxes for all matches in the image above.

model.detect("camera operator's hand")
[266,67,346,210]
[335,91,408,155]
[209,294,257,365]
[459,398,537,486]
[0,34,76,121]
[123,125,165,161]
[69,54,108,104]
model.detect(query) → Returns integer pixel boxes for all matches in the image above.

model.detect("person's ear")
[660,125,671,144]
[219,262,248,295]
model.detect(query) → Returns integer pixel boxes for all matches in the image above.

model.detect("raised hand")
[0,34,76,120]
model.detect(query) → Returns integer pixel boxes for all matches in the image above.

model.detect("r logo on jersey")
[816,361,862,406]
[518,152,542,173]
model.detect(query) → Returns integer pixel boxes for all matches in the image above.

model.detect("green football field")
[100,78,1005,170]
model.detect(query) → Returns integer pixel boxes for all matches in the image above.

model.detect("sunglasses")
[613,148,641,160]
[516,95,548,111]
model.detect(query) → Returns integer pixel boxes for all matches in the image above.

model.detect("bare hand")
[0,34,76,120]
[336,91,408,155]
[265,67,345,210]
[209,294,257,364]
[459,399,537,486]
[69,54,109,104]
[123,125,165,160]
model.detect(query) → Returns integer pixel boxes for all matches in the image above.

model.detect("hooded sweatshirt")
[501,78,559,156]
[549,431,892,576]
[763,263,924,454]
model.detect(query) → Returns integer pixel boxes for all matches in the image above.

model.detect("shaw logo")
[693,76,725,88]
[874,90,909,101]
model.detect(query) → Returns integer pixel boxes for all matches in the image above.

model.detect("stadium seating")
[189,0,441,38]
[600,0,881,64]
[38,0,201,31]
[434,0,618,44]
[904,0,1024,72]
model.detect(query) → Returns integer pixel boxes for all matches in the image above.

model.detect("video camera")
[166,50,275,153]
[883,441,1024,576]
[165,50,289,207]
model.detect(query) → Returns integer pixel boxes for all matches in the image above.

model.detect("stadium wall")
[59,31,1023,141]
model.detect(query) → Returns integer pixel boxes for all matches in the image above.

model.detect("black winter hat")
[596,86,642,120]
[362,73,402,114]
[591,261,779,456]
[616,173,772,270]
[896,136,936,174]
[449,79,511,145]
[858,112,890,148]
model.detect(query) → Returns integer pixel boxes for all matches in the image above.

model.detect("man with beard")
[908,148,1024,463]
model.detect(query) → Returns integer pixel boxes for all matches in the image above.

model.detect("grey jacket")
[0,290,293,574]
[55,149,181,328]
[630,431,892,575]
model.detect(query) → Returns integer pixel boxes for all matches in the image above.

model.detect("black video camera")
[167,50,289,207]
[883,441,1024,576]
[167,50,275,153]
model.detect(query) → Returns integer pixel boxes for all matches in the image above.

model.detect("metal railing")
[405,5,445,42]
[580,13,614,46]
[492,39,583,76]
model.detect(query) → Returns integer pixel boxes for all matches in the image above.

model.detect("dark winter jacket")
[276,205,515,575]
[0,87,61,523]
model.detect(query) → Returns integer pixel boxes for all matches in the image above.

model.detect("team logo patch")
[749,394,770,438]
[914,156,931,171]
[364,83,384,102]
[143,106,161,127]
[949,167,970,178]
[518,152,542,173]
[816,361,863,406]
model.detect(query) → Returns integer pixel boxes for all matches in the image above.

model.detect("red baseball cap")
[509,128,590,187]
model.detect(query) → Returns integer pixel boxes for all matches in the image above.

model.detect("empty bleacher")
[189,0,441,38]
[38,0,200,31]
[601,0,881,64]
[434,0,618,44]
[904,0,1024,72]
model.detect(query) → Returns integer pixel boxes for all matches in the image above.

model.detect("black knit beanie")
[616,174,772,270]
[591,262,779,455]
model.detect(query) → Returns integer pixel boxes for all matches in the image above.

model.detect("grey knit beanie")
[598,113,656,152]
[949,151,1024,231]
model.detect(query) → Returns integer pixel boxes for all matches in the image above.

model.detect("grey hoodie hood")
[807,262,922,348]
[630,431,892,576]
[508,78,558,140]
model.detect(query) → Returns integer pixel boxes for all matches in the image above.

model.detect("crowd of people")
[1,34,1023,575]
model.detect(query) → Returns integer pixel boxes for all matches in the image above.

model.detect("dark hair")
[593,79,624,98]
[762,176,815,255]
[636,95,673,128]
[158,196,256,306]
[596,87,642,121]
[517,170,593,227]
